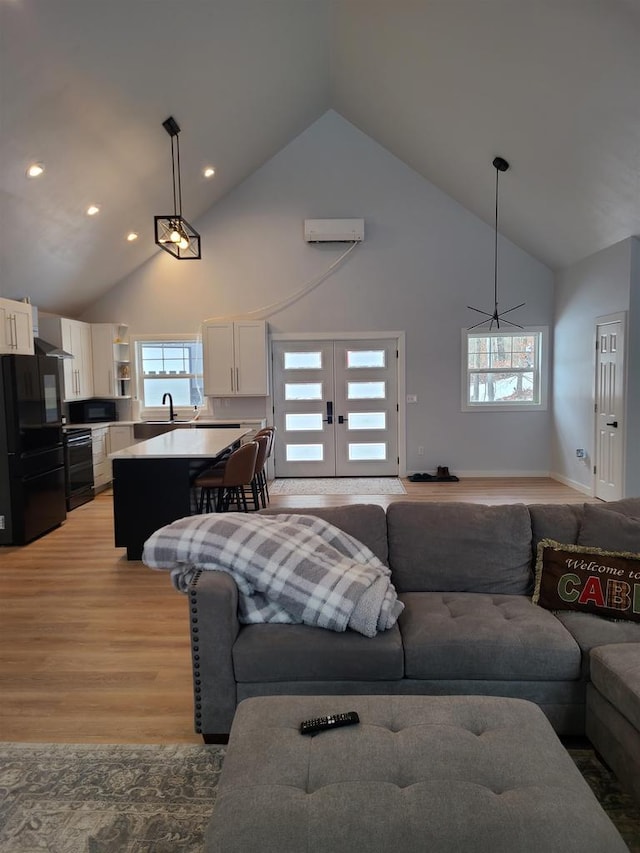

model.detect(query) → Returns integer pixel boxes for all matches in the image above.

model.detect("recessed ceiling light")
[203,166,215,178]
[26,163,45,178]
[86,204,100,216]
[126,232,138,242]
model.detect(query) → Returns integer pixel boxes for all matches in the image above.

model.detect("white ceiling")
[1,0,639,315]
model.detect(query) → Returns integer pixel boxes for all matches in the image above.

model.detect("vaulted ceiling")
[1,0,639,315]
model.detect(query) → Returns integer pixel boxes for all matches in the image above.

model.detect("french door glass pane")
[285,382,323,400]
[346,350,386,368]
[347,381,386,399]
[348,442,387,461]
[348,412,386,430]
[286,444,324,462]
[285,413,323,431]
[284,352,322,370]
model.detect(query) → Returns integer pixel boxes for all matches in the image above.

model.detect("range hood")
[31,304,74,359]
[34,336,74,359]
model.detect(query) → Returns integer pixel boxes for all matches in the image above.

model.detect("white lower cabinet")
[109,425,136,454]
[92,426,111,492]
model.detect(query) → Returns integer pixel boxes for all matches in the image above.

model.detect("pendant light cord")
[494,165,499,310]
[176,134,183,217]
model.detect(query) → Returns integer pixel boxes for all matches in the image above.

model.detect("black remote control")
[299,711,360,735]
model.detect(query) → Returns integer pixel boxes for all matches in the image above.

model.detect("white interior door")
[272,338,399,477]
[594,315,625,501]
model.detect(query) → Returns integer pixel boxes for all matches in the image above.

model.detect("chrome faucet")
[162,392,175,421]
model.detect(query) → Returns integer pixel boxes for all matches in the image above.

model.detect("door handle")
[325,401,333,425]
[606,421,618,428]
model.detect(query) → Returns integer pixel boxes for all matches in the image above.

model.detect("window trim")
[461,325,549,412]
[131,333,204,419]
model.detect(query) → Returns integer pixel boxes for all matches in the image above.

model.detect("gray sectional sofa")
[188,497,640,796]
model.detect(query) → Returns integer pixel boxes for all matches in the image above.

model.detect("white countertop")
[109,427,249,460]
[67,418,265,429]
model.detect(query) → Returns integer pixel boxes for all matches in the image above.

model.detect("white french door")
[272,338,399,477]
[594,315,625,501]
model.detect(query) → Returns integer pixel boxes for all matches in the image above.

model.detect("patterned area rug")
[270,477,407,495]
[0,743,225,853]
[0,743,638,852]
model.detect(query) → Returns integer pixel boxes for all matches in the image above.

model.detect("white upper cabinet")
[0,297,34,355]
[92,323,130,398]
[39,314,94,401]
[203,320,269,396]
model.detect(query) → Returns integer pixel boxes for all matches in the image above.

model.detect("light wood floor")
[0,478,596,744]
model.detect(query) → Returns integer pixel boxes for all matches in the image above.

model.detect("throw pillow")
[533,539,640,623]
[578,503,640,553]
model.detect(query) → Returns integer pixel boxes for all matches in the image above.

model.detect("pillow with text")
[533,539,640,623]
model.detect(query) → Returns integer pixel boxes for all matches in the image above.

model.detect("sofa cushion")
[233,622,404,682]
[528,498,640,556]
[590,644,640,732]
[386,502,532,594]
[528,503,584,553]
[554,611,640,678]
[399,592,581,681]
[578,504,640,552]
[259,504,388,565]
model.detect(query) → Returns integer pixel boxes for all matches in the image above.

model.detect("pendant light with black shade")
[154,116,201,260]
[467,156,524,330]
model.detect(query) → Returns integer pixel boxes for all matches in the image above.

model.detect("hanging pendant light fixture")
[467,156,524,330]
[154,116,201,260]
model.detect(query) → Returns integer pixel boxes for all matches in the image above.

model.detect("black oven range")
[63,428,94,510]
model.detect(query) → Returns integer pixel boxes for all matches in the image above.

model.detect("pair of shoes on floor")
[408,472,434,482]
[437,466,450,478]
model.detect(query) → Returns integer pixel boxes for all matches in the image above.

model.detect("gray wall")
[552,236,639,495]
[625,238,640,497]
[84,110,554,475]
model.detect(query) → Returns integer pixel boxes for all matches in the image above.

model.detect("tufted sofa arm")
[188,570,240,741]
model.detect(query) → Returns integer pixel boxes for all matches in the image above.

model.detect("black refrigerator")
[0,355,67,545]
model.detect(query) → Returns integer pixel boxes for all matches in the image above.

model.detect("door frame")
[269,331,407,477]
[593,311,627,500]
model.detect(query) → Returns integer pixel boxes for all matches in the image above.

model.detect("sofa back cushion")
[259,503,388,565]
[529,498,640,555]
[528,504,584,554]
[386,502,532,594]
[578,503,640,552]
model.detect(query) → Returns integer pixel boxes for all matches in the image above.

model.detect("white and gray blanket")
[142,513,403,637]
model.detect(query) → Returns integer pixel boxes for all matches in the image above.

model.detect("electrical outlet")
[406,394,418,403]
[418,446,424,455]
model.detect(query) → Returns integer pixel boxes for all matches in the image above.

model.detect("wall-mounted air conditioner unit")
[304,218,365,242]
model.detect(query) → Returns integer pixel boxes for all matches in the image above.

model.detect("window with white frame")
[462,327,548,411]
[134,336,203,413]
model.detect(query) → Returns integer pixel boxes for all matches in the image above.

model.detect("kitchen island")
[111,428,249,559]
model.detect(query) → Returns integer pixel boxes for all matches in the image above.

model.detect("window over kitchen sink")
[134,336,203,416]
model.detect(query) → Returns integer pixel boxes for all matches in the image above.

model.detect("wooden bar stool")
[254,427,275,504]
[249,434,270,509]
[194,441,259,513]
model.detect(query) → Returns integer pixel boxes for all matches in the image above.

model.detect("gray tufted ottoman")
[203,694,626,853]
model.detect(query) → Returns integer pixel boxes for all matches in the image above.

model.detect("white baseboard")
[452,470,551,479]
[549,472,593,496]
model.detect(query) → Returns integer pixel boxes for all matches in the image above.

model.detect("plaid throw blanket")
[142,513,403,637]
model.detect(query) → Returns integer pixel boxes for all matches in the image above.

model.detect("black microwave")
[68,398,118,424]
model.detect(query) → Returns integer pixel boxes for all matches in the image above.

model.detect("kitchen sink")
[133,421,192,440]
